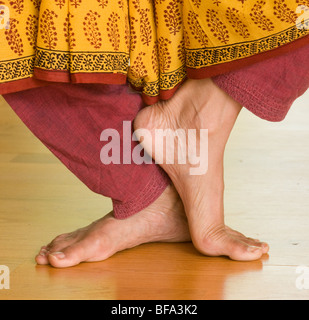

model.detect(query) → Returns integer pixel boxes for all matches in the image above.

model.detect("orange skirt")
[0,0,309,104]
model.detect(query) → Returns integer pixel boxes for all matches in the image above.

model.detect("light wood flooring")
[0,90,309,300]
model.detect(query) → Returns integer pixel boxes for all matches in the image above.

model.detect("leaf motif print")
[250,1,275,31]
[30,0,41,10]
[187,10,208,47]
[70,0,82,8]
[274,0,298,24]
[107,12,120,51]
[157,37,172,73]
[164,0,182,35]
[226,7,250,39]
[206,9,230,44]
[9,0,23,14]
[5,18,24,56]
[97,0,108,8]
[64,13,76,50]
[55,0,66,9]
[140,8,152,46]
[83,10,102,49]
[40,9,58,50]
[26,14,39,49]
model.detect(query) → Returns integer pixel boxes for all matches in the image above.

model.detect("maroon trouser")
[3,44,309,219]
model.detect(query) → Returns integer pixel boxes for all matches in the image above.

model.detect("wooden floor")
[0,91,309,300]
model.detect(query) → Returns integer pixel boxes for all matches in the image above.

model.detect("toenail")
[49,252,65,259]
[39,249,48,256]
[247,246,261,253]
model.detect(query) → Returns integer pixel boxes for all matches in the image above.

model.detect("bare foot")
[35,185,190,268]
[134,78,269,261]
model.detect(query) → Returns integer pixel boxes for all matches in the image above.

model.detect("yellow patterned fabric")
[0,0,308,101]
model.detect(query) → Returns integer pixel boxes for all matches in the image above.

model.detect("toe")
[47,236,110,268]
[229,233,269,256]
[260,242,270,254]
[227,239,265,261]
[35,246,50,265]
[48,245,85,268]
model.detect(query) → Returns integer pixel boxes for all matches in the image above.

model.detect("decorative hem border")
[186,26,309,69]
[1,34,309,104]
[187,33,309,79]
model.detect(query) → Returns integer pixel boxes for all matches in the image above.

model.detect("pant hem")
[112,168,171,219]
[213,74,290,122]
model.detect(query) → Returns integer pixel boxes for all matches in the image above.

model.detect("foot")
[134,78,269,261]
[35,185,190,268]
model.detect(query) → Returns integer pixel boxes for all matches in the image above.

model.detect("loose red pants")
[3,44,309,219]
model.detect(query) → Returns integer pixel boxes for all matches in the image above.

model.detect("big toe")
[226,240,266,261]
[48,244,86,268]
